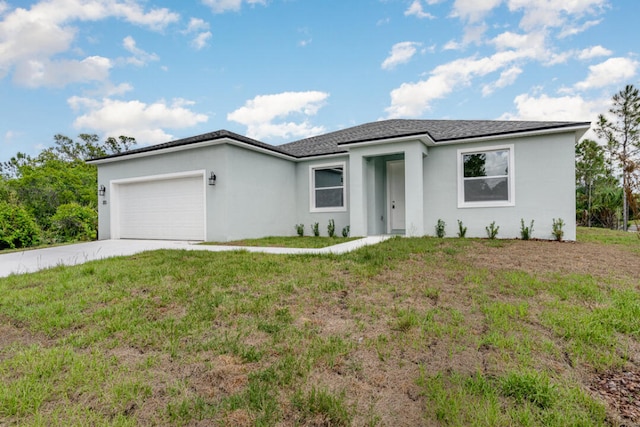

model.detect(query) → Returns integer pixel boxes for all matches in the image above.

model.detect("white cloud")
[507,0,607,32]
[201,0,266,14]
[405,0,435,19]
[183,18,212,50]
[3,130,18,143]
[0,0,179,86]
[122,36,159,66]
[13,56,111,88]
[443,40,462,51]
[100,82,134,97]
[536,43,612,65]
[382,42,422,70]
[462,23,488,45]
[386,49,529,117]
[297,27,312,47]
[577,45,612,60]
[558,19,602,38]
[69,97,208,144]
[186,17,209,32]
[499,92,599,121]
[451,0,502,23]
[192,32,212,50]
[227,91,329,140]
[482,66,522,96]
[574,57,639,91]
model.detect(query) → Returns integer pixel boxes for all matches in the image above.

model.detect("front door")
[387,160,405,232]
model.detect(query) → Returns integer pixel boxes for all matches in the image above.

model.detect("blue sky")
[0,0,637,161]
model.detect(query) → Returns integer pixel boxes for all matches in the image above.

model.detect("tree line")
[0,135,135,249]
[576,85,640,231]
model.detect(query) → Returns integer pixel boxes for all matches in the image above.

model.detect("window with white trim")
[458,145,514,208]
[310,163,346,212]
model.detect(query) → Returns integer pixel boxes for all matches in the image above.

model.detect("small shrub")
[435,219,446,238]
[328,219,336,238]
[295,223,304,237]
[51,203,97,242]
[457,220,467,238]
[552,218,565,241]
[311,222,320,237]
[485,221,499,239]
[342,225,350,238]
[0,202,41,249]
[520,219,534,240]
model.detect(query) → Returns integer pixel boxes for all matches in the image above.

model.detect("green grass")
[0,228,638,425]
[577,225,640,250]
[201,235,359,248]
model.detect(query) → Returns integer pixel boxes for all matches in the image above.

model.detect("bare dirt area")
[463,239,640,280]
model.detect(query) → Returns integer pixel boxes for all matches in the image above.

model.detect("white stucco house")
[87,119,590,242]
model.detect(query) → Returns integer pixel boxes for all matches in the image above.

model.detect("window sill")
[457,201,515,209]
[310,207,348,213]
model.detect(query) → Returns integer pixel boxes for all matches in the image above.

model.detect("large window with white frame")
[310,162,346,212]
[457,145,514,208]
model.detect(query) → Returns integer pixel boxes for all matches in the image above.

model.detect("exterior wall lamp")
[98,185,106,197]
[208,172,217,186]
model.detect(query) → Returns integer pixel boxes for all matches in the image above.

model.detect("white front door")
[387,160,406,232]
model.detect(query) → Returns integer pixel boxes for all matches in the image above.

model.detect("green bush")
[486,221,499,239]
[520,219,534,240]
[457,220,467,238]
[435,219,446,238]
[552,218,565,241]
[327,219,336,237]
[50,203,97,242]
[0,202,41,249]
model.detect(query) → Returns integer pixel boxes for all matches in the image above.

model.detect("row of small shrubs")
[436,218,565,241]
[295,220,350,238]
[0,202,97,249]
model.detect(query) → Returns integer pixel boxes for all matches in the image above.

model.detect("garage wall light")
[208,172,217,186]
[98,185,106,197]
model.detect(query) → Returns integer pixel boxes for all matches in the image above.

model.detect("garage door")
[117,175,205,240]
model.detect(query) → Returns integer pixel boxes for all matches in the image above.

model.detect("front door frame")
[386,160,406,233]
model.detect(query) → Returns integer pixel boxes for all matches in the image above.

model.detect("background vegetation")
[577,84,640,231]
[0,134,134,248]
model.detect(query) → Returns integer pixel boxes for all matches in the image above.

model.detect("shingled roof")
[88,129,292,162]
[89,119,590,162]
[279,119,590,157]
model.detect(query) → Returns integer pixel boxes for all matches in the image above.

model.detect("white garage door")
[117,175,205,240]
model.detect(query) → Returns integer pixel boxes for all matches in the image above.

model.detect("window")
[310,162,346,212]
[458,145,514,208]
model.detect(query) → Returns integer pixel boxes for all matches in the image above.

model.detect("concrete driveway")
[0,236,391,278]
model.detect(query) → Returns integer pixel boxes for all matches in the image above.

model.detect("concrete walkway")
[0,236,392,278]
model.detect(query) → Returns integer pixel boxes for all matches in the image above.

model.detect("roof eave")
[87,136,296,165]
[337,133,434,149]
[430,123,592,145]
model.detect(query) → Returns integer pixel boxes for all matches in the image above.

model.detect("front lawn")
[201,235,358,248]
[0,229,638,425]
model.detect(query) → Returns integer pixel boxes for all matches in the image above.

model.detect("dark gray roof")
[88,129,292,161]
[279,119,591,157]
[90,119,590,162]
